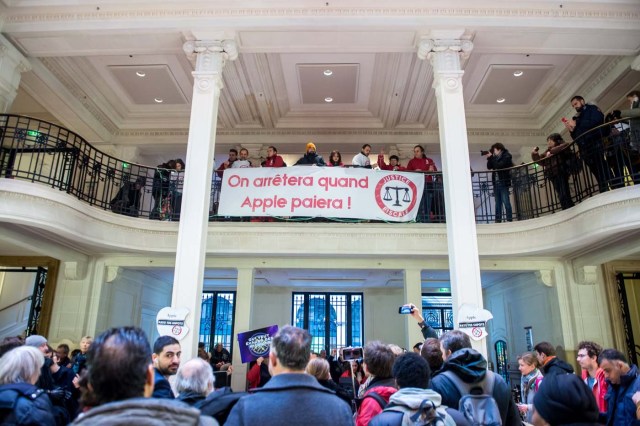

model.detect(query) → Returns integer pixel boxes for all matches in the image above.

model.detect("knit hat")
[533,373,599,425]
[25,335,47,347]
[306,141,316,153]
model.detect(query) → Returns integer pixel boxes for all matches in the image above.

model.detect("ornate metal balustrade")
[1,114,638,224]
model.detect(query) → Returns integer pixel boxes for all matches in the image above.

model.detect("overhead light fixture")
[496,98,506,103]
[154,98,164,103]
[323,69,333,76]
[136,71,146,77]
[324,97,333,103]
[513,70,524,77]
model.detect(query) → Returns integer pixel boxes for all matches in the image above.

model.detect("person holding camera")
[485,143,514,223]
[532,134,575,210]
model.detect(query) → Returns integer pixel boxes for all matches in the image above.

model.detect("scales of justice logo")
[374,174,419,218]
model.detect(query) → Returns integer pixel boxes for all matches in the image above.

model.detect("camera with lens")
[480,150,491,156]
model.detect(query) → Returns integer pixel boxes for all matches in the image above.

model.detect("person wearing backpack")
[430,331,521,426]
[370,352,470,426]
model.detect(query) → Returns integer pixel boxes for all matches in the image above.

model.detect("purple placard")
[237,325,279,363]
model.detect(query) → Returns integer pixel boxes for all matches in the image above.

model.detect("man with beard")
[152,336,181,399]
[564,95,611,193]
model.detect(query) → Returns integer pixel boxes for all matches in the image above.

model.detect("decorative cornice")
[39,57,118,134]
[4,8,638,24]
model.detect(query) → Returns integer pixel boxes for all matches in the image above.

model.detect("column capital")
[535,269,555,287]
[574,265,598,285]
[183,39,239,62]
[417,37,474,62]
[183,39,238,93]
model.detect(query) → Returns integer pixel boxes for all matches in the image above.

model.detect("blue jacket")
[571,103,606,148]
[152,368,175,399]
[0,382,56,426]
[226,372,354,425]
[604,364,640,426]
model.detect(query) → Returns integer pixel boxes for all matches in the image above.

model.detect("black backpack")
[440,370,502,426]
[195,387,246,424]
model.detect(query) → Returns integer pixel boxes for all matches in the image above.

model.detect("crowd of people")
[2,303,639,425]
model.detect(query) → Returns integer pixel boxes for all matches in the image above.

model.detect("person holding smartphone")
[399,303,438,339]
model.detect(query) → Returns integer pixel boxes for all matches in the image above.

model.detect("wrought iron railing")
[1,114,638,224]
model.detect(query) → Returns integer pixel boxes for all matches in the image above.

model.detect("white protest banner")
[218,167,425,222]
[457,304,493,341]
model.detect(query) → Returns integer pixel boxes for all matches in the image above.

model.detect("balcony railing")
[1,114,638,224]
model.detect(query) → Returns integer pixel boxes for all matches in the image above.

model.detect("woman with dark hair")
[532,134,575,210]
[327,150,343,167]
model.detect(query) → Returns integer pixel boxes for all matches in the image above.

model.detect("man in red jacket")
[405,145,437,222]
[577,341,608,413]
[263,146,286,168]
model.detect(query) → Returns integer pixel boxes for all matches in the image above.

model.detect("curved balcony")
[1,114,638,224]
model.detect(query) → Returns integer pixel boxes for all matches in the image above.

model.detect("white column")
[403,268,423,349]
[171,39,238,361]
[0,35,32,113]
[418,34,486,355]
[231,267,255,391]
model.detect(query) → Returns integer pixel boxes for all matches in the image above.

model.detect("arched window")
[495,339,509,384]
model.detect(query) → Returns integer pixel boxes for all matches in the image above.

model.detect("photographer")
[531,134,575,210]
[485,143,514,223]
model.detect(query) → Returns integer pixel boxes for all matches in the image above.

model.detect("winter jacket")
[152,368,175,399]
[263,155,285,168]
[71,397,217,426]
[317,378,353,408]
[377,154,405,171]
[486,150,514,186]
[581,368,608,413]
[531,143,573,179]
[246,362,270,390]
[356,377,397,426]
[429,348,521,426]
[603,364,640,426]
[540,356,575,377]
[294,152,326,166]
[369,387,469,426]
[406,157,437,182]
[0,383,56,426]
[226,373,354,426]
[571,103,607,148]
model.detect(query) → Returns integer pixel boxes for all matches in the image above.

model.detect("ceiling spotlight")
[323,69,333,76]
[136,71,146,77]
[496,98,506,103]
[513,70,524,77]
[324,97,333,103]
[154,98,164,103]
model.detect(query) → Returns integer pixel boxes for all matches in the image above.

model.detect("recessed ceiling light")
[496,98,506,103]
[513,70,524,77]
[154,98,164,103]
[323,69,333,76]
[136,71,146,77]
[324,97,333,103]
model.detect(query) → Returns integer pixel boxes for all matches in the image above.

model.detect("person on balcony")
[263,146,286,167]
[294,142,326,166]
[216,149,238,177]
[232,148,253,168]
[532,134,575,210]
[110,176,146,217]
[150,162,172,219]
[564,95,611,194]
[377,149,405,171]
[169,159,185,220]
[352,144,372,168]
[327,150,344,167]
[485,142,514,223]
[405,145,437,222]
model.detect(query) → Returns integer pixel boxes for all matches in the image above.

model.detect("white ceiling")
[1,0,638,164]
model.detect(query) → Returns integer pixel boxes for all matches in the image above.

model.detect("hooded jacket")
[369,387,466,426]
[294,152,326,166]
[541,356,575,377]
[429,348,520,426]
[356,377,397,426]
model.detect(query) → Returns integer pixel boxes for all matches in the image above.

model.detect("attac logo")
[374,174,418,218]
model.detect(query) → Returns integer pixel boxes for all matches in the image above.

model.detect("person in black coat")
[485,142,514,223]
[534,341,575,377]
[294,142,326,166]
[0,346,57,426]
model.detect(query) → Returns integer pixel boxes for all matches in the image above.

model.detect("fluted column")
[0,35,32,113]
[418,34,486,355]
[172,39,238,361]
